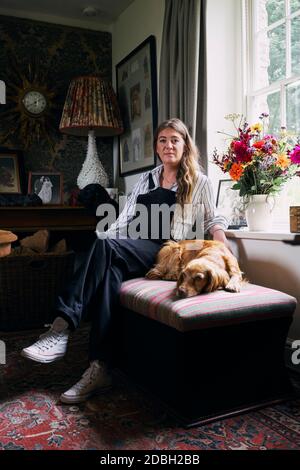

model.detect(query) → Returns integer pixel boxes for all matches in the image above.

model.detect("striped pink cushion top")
[119,279,296,332]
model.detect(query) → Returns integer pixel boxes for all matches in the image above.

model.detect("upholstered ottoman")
[116,279,297,426]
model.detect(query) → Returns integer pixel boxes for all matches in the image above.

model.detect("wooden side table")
[0,206,98,232]
[0,206,99,251]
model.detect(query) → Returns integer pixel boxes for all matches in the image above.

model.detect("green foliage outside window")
[256,1,300,135]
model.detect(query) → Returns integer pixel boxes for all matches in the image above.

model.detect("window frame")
[245,0,300,127]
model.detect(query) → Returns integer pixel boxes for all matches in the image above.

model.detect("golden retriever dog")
[146,240,243,297]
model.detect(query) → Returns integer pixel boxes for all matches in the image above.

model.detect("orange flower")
[229,163,244,181]
[276,153,289,170]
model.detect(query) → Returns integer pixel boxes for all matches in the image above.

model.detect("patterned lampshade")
[59,76,123,189]
[59,75,123,136]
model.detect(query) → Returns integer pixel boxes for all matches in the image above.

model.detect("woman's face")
[156,127,186,168]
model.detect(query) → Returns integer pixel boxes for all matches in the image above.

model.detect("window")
[247,0,300,133]
[245,0,300,229]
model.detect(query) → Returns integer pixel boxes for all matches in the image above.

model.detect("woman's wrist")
[211,228,225,236]
[211,226,231,250]
[210,226,225,237]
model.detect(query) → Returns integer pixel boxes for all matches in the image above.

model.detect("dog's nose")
[177,287,186,298]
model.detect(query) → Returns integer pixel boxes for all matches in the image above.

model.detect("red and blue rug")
[1,327,300,450]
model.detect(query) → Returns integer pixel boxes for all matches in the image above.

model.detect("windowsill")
[225,229,300,243]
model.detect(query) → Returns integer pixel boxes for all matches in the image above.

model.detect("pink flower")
[233,141,251,162]
[264,134,276,140]
[290,145,300,164]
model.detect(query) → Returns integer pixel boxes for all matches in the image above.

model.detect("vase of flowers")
[245,194,275,231]
[213,113,300,231]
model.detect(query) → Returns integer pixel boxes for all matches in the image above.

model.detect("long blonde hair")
[153,118,201,205]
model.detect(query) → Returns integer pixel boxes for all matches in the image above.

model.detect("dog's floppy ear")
[193,271,209,294]
[205,267,230,293]
[204,267,222,293]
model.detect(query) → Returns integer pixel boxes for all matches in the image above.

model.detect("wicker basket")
[0,251,75,331]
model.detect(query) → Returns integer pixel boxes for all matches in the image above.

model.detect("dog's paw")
[146,268,162,280]
[164,272,178,281]
[225,279,241,293]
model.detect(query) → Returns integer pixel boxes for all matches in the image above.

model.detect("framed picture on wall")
[28,172,63,205]
[116,35,158,177]
[216,179,247,229]
[0,148,25,194]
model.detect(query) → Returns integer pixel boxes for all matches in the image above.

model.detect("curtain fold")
[158,0,207,172]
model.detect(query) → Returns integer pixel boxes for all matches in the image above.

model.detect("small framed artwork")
[216,179,247,229]
[116,35,158,177]
[0,148,25,194]
[28,172,63,205]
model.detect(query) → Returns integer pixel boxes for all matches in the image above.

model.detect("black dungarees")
[56,173,176,362]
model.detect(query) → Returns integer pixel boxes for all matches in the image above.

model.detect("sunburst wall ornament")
[0,56,57,149]
[0,15,113,199]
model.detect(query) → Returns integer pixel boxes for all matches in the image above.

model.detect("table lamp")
[59,75,123,189]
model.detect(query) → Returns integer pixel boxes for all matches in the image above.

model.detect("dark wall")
[0,15,113,202]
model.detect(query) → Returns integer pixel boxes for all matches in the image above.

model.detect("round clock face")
[22,90,47,116]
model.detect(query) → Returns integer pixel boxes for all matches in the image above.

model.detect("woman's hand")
[211,227,231,251]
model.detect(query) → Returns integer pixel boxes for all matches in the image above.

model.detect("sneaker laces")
[73,362,103,392]
[35,328,66,352]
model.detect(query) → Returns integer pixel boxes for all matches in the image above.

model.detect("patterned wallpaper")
[0,15,113,202]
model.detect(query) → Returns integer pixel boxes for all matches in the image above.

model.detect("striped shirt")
[96,164,228,241]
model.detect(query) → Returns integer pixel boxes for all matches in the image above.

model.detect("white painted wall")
[112,0,165,193]
[230,237,300,341]
[206,0,244,199]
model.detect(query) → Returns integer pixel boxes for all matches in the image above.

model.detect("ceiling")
[0,0,134,28]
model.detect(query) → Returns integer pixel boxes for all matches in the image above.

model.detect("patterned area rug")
[1,327,300,450]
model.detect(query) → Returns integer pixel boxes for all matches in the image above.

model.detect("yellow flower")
[250,122,263,133]
[276,153,289,170]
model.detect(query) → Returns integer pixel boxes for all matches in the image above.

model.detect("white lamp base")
[77,130,109,189]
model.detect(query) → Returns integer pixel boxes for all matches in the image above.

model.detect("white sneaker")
[60,361,112,404]
[21,327,69,363]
